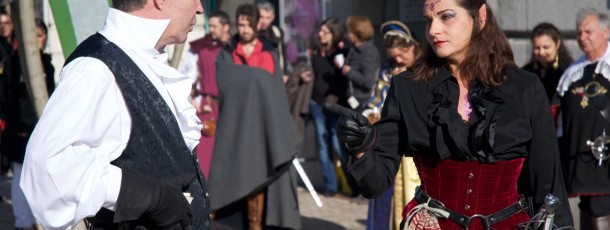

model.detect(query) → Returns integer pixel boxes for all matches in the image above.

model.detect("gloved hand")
[114,170,195,230]
[324,103,376,153]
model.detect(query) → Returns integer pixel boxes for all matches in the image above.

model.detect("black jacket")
[345,40,380,112]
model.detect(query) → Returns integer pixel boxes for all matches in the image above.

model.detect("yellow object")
[392,156,421,229]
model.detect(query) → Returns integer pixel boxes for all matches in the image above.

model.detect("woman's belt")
[411,186,529,229]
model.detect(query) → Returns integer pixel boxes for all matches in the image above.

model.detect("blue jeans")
[310,100,348,193]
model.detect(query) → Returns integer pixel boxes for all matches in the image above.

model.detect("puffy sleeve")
[20,57,129,230]
[348,77,406,198]
[517,76,574,227]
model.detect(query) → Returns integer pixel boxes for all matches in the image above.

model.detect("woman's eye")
[441,14,454,20]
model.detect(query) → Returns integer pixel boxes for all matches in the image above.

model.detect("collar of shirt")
[557,41,610,96]
[100,8,169,59]
[99,8,202,151]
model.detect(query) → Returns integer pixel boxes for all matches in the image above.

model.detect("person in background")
[327,0,573,229]
[19,0,210,229]
[310,17,348,197]
[0,11,16,50]
[364,20,422,230]
[342,15,380,114]
[257,1,290,82]
[557,9,610,229]
[179,11,231,180]
[209,4,301,230]
[522,22,574,103]
[0,10,13,178]
[1,17,54,230]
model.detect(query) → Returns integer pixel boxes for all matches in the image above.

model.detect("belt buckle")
[468,214,492,230]
[427,197,446,208]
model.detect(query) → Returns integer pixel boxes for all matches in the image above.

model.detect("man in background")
[210,3,301,230]
[179,11,231,179]
[257,1,290,82]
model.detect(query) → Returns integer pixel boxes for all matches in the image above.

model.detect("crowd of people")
[3,0,610,229]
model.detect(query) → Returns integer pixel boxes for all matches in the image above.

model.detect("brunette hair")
[112,0,147,12]
[321,17,343,50]
[236,4,259,31]
[346,16,374,42]
[527,22,573,69]
[411,0,515,88]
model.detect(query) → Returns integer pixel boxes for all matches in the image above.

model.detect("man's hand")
[114,170,195,230]
[324,103,375,154]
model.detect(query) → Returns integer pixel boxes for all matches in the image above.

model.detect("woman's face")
[318,25,333,46]
[423,0,476,64]
[532,34,559,64]
[347,31,358,44]
[387,46,416,68]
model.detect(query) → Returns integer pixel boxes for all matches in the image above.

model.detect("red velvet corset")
[404,156,530,230]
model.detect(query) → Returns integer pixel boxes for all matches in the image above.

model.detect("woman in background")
[342,15,380,114]
[310,17,349,197]
[365,20,422,230]
[522,22,573,102]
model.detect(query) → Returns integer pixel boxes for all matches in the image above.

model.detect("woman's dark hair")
[112,0,147,12]
[527,22,573,69]
[236,4,259,31]
[411,0,515,88]
[321,17,343,50]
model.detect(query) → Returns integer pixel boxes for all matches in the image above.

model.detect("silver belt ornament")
[587,129,610,167]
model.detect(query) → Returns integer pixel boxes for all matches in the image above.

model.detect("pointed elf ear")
[478,3,487,30]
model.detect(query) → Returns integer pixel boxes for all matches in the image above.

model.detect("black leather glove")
[114,170,195,230]
[324,103,376,153]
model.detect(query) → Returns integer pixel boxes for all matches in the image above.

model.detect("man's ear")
[478,3,487,30]
[152,0,165,10]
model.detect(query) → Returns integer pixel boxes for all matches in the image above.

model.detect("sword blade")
[292,158,323,207]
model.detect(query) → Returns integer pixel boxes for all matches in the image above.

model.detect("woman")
[365,20,422,230]
[327,0,573,229]
[522,22,573,102]
[310,17,349,197]
[342,15,380,113]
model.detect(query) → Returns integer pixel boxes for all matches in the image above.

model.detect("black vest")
[65,33,210,229]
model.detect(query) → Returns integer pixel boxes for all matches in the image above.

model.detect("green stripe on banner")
[49,0,77,58]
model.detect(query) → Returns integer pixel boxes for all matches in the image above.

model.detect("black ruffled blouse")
[348,66,573,227]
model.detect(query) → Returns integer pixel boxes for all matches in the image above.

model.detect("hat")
[380,20,415,45]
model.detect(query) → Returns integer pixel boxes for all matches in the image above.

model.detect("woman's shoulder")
[502,66,542,93]
[391,71,427,89]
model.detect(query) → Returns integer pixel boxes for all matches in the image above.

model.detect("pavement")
[0,173,368,230]
[0,171,584,230]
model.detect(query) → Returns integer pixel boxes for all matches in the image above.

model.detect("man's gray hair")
[577,8,610,30]
[112,0,147,12]
[257,1,275,14]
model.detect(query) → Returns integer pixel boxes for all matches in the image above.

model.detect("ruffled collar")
[99,8,202,151]
[557,42,610,96]
[426,67,504,162]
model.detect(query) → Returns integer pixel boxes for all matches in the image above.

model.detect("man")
[257,1,290,82]
[557,8,610,228]
[209,3,300,230]
[179,11,230,180]
[19,1,209,229]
